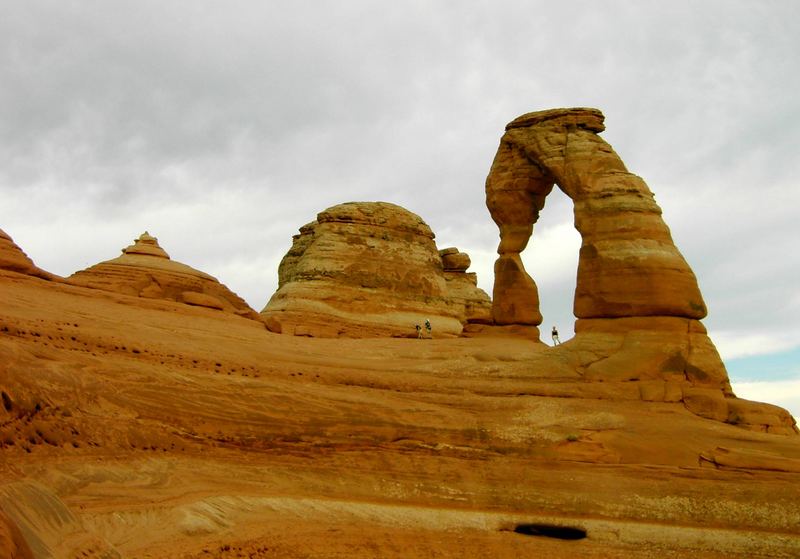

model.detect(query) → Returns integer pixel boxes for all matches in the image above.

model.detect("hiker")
[551,326,560,346]
[424,319,432,338]
[415,324,422,339]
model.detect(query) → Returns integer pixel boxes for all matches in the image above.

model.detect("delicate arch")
[485,108,707,327]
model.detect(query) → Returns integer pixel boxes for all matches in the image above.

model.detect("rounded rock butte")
[261,202,491,337]
[485,107,796,434]
[67,232,258,319]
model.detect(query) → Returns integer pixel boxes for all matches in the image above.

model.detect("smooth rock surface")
[0,269,798,558]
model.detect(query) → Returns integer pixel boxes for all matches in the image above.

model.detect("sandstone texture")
[1,265,799,558]
[483,108,795,434]
[0,229,57,281]
[486,108,705,322]
[1,109,799,558]
[262,202,488,337]
[67,232,258,319]
[439,247,493,325]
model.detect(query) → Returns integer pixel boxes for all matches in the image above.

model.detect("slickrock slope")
[67,232,259,320]
[262,202,469,338]
[484,108,796,435]
[0,229,57,281]
[1,263,799,559]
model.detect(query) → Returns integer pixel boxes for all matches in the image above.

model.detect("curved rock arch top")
[486,108,707,327]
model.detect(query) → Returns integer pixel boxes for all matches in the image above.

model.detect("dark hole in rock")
[1,391,12,412]
[513,524,587,540]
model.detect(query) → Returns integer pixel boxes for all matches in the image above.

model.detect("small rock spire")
[121,231,170,259]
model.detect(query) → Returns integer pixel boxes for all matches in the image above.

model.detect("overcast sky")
[2,1,799,415]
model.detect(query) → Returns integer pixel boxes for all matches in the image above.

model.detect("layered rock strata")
[262,202,482,337]
[0,228,57,281]
[484,108,796,434]
[1,265,799,557]
[439,247,492,325]
[68,232,258,319]
[486,108,705,323]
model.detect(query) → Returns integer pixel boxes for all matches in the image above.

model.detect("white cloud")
[520,221,581,288]
[711,331,800,361]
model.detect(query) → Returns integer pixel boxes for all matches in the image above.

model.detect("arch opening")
[519,186,580,343]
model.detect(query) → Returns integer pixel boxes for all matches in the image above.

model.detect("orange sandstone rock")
[0,222,798,558]
[439,247,471,272]
[439,247,492,325]
[486,108,706,322]
[492,254,541,325]
[484,108,794,434]
[67,232,258,319]
[0,510,34,559]
[262,203,489,337]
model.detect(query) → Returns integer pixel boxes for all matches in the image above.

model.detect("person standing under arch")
[551,326,560,345]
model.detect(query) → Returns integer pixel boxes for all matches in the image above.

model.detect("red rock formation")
[1,264,798,558]
[0,111,798,558]
[486,108,705,322]
[485,108,795,434]
[0,229,57,281]
[67,232,258,319]
[262,202,468,337]
[439,247,492,325]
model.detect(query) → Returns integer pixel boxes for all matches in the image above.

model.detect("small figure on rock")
[425,319,432,338]
[551,326,560,346]
[415,324,422,338]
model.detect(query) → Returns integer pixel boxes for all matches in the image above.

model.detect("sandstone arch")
[482,109,798,434]
[486,108,706,327]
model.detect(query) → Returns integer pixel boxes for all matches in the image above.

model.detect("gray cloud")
[1,0,799,356]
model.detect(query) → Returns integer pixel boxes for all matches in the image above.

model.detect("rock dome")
[262,202,490,337]
[68,232,258,319]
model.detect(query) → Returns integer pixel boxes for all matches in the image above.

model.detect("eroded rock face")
[67,232,258,319]
[487,108,706,322]
[0,229,57,281]
[439,248,492,325]
[262,202,487,337]
[484,108,794,434]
